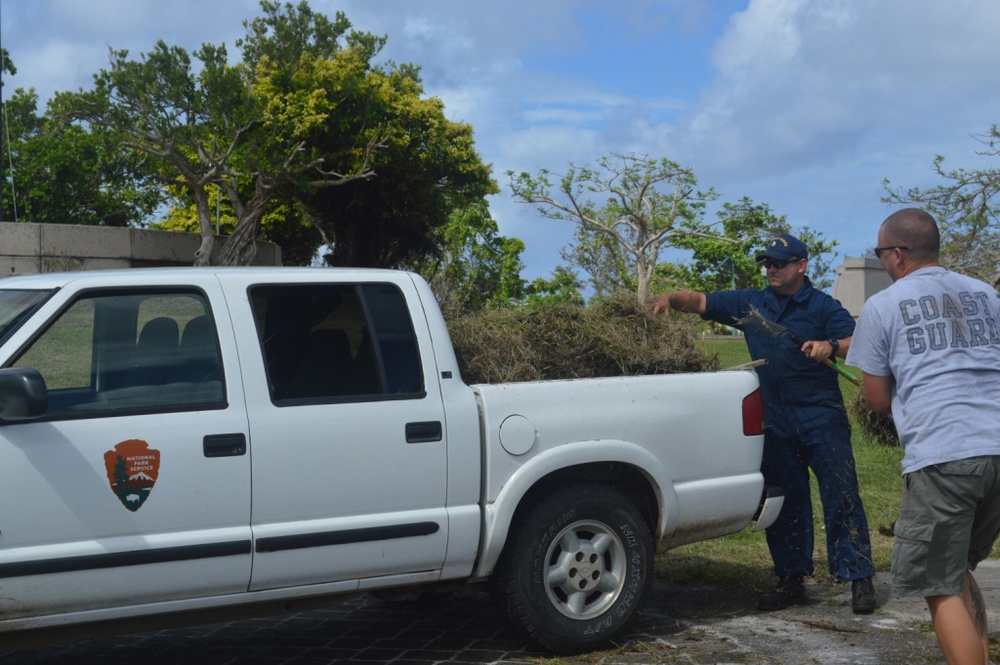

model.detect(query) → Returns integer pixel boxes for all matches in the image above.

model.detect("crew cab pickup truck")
[0,267,780,653]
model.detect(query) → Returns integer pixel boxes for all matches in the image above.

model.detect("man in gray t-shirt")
[847,208,1000,665]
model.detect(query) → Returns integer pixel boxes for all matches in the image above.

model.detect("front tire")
[489,483,654,654]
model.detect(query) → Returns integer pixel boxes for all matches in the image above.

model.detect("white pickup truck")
[0,267,780,653]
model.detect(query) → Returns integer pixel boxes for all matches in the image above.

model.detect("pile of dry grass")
[848,391,900,446]
[446,291,714,385]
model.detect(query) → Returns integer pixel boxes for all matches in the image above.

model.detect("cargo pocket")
[891,512,935,593]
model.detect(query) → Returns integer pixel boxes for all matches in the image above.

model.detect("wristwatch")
[827,338,840,360]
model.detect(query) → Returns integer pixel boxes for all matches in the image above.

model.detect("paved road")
[5,562,1000,664]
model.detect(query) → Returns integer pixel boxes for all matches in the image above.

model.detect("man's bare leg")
[927,572,989,665]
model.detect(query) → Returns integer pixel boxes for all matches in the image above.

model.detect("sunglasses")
[873,245,909,259]
[761,258,801,270]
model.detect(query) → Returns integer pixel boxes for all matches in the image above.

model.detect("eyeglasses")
[761,258,801,270]
[873,246,909,259]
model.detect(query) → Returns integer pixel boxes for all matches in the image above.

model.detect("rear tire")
[489,483,653,654]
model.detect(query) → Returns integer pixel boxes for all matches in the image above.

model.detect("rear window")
[249,282,424,404]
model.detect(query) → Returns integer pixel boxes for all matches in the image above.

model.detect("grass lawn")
[655,336,904,593]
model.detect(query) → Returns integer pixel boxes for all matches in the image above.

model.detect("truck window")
[250,282,424,404]
[11,291,224,417]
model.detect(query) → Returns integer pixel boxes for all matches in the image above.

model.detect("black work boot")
[852,576,876,614]
[758,576,806,611]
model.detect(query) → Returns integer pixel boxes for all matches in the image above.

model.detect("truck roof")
[0,266,415,290]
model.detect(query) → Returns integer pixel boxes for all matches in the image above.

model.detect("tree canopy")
[1,54,162,227]
[52,1,388,265]
[43,0,497,270]
[509,153,719,305]
[405,201,525,315]
[883,125,1000,282]
[306,78,499,269]
[668,198,839,292]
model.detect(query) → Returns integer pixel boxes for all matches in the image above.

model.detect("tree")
[521,267,586,310]
[406,201,525,315]
[558,222,636,301]
[158,190,323,265]
[883,125,1000,282]
[53,0,383,265]
[308,82,499,269]
[669,198,840,292]
[157,52,498,269]
[509,153,718,305]
[1,57,161,226]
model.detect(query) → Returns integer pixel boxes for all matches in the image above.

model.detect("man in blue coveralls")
[651,233,876,614]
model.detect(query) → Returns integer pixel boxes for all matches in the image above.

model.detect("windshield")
[0,289,53,346]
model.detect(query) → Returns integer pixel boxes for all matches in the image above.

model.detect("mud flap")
[752,485,784,532]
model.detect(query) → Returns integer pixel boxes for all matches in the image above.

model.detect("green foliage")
[309,78,499,269]
[158,189,323,266]
[409,201,526,314]
[666,197,840,292]
[132,1,498,269]
[50,1,393,265]
[1,81,163,226]
[521,267,586,310]
[560,223,637,301]
[883,125,1000,282]
[508,152,718,305]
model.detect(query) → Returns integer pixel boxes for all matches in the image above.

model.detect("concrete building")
[0,221,280,276]
[832,256,892,319]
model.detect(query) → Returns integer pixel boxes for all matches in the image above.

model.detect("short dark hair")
[882,208,940,261]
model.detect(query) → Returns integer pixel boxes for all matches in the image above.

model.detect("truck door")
[0,282,252,621]
[232,278,449,590]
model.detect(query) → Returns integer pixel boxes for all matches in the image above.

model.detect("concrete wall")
[0,222,281,276]
[832,256,892,319]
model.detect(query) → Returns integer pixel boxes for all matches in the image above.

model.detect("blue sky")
[4,0,1000,287]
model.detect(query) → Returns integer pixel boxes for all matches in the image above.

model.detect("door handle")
[405,421,442,443]
[203,433,247,457]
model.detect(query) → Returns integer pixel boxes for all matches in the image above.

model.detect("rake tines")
[733,305,862,386]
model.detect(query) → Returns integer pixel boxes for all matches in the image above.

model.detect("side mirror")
[0,367,48,422]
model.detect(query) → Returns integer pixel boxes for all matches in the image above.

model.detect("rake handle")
[781,329,863,387]
[787,331,862,386]
[821,357,863,387]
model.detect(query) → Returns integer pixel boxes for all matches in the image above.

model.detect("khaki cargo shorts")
[892,456,1000,598]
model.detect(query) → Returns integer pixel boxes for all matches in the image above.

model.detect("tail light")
[742,387,765,436]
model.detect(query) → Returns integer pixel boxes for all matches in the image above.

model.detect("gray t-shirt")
[847,266,1000,474]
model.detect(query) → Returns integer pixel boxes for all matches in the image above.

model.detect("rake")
[734,305,862,386]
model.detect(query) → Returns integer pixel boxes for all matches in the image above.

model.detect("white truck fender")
[472,439,679,578]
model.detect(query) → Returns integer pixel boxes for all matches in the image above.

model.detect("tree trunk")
[635,256,653,306]
[216,176,275,266]
[218,192,270,266]
[192,184,216,266]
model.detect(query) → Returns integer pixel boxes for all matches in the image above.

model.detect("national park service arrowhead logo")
[104,439,160,512]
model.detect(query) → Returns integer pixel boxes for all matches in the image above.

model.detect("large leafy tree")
[883,125,1000,281]
[307,80,499,269]
[52,1,384,265]
[406,201,525,315]
[668,198,839,292]
[1,54,161,226]
[509,153,718,305]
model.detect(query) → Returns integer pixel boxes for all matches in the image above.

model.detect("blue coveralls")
[704,277,875,583]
